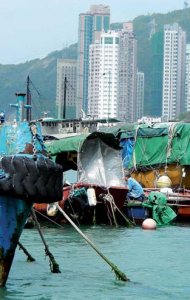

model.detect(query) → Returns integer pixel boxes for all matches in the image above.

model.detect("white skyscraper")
[185,44,190,111]
[162,23,186,120]
[77,5,110,118]
[88,31,119,120]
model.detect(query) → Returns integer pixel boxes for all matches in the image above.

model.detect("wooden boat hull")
[34,182,190,225]
[34,184,130,225]
[0,196,32,286]
[177,207,190,218]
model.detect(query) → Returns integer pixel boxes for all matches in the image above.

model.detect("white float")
[47,202,59,217]
[87,187,97,206]
[142,218,157,230]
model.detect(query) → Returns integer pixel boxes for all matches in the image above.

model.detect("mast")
[63,76,67,119]
[26,76,32,121]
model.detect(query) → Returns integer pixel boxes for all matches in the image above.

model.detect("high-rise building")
[162,23,186,120]
[117,22,137,122]
[136,71,144,120]
[88,31,119,119]
[88,22,138,122]
[185,44,190,111]
[149,30,164,117]
[77,5,110,118]
[56,59,77,119]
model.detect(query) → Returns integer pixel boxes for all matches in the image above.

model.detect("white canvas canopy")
[77,137,125,188]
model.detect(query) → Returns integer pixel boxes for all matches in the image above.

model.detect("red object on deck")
[178,207,190,217]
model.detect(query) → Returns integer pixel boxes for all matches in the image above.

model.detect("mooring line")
[56,204,129,282]
[18,241,36,262]
[34,208,65,229]
[31,208,61,274]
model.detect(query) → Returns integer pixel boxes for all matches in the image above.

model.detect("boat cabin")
[39,117,121,138]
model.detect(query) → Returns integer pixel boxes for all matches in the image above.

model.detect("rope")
[165,122,176,171]
[132,125,139,170]
[56,204,129,282]
[106,190,118,227]
[31,208,61,273]
[106,193,134,227]
[34,209,66,228]
[67,196,81,226]
[112,202,135,227]
[110,200,119,228]
[135,135,168,172]
[105,201,113,226]
[18,241,36,262]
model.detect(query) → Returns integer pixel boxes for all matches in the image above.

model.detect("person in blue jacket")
[124,170,145,201]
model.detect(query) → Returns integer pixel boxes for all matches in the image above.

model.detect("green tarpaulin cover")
[142,191,177,225]
[45,122,190,171]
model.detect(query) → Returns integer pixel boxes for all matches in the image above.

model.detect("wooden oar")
[56,204,129,282]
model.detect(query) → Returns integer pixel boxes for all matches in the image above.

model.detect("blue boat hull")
[0,196,32,286]
[0,118,62,287]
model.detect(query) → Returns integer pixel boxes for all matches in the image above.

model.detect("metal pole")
[63,76,67,119]
[108,70,111,127]
[26,76,32,121]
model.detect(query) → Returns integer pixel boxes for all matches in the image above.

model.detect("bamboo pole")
[56,204,129,282]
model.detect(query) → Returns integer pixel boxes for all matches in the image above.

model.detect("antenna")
[63,76,67,119]
[62,76,75,119]
[26,76,31,121]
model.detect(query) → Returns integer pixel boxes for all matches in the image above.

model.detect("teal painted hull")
[0,120,62,286]
[0,196,32,286]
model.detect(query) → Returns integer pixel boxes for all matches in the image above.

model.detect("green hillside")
[133,8,190,115]
[0,44,77,119]
[0,7,190,119]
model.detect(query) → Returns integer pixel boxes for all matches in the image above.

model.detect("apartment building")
[88,31,119,119]
[162,23,186,120]
[118,22,137,122]
[77,5,110,118]
[56,59,77,119]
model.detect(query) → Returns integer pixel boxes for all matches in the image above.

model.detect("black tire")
[0,155,63,203]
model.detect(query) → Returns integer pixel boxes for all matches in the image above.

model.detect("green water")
[0,224,190,299]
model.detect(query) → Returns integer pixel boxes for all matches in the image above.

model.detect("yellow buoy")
[155,175,172,188]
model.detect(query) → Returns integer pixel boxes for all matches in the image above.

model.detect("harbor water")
[0,224,190,300]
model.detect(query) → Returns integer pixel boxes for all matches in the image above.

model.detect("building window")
[103,16,110,31]
[96,16,102,31]
[104,37,113,44]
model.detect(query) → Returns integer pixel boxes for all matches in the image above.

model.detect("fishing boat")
[35,121,190,224]
[44,121,190,189]
[0,93,63,287]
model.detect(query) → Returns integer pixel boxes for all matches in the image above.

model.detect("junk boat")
[35,124,186,225]
[0,93,63,286]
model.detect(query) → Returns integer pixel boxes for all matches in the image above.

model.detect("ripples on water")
[0,224,190,300]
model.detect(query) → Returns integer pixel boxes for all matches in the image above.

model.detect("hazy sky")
[0,0,186,64]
